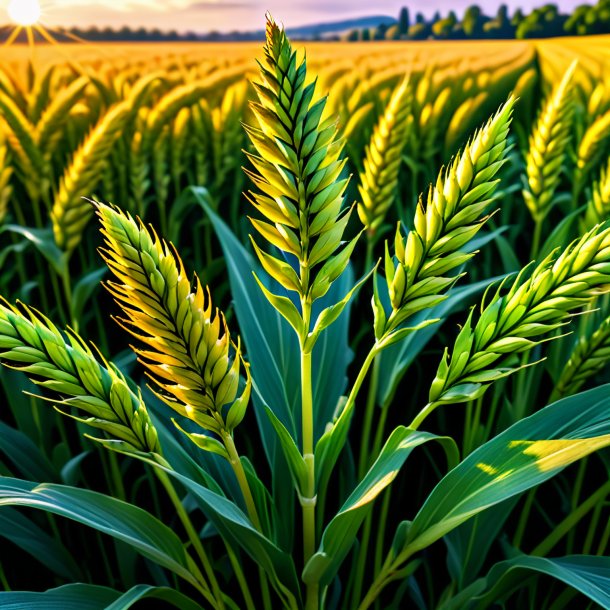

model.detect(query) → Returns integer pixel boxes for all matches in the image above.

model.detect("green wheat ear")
[427,221,610,408]
[0,299,159,454]
[551,315,610,401]
[376,97,515,346]
[95,202,251,439]
[357,76,413,240]
[582,158,610,231]
[244,15,365,348]
[522,61,577,223]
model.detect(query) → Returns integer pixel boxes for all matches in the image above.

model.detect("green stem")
[374,488,392,576]
[107,450,126,502]
[221,431,272,608]
[61,268,76,331]
[154,468,225,608]
[513,488,537,549]
[0,562,9,590]
[409,401,437,430]
[358,356,381,478]
[357,553,402,610]
[364,237,375,274]
[532,479,610,557]
[531,216,544,261]
[567,458,587,552]
[226,543,256,610]
[222,432,262,529]
[596,514,610,555]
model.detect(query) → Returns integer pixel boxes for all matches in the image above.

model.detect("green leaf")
[116,454,302,610]
[0,584,204,610]
[0,584,119,609]
[538,204,586,261]
[443,555,610,610]
[403,385,610,558]
[71,267,107,324]
[0,478,202,590]
[0,507,81,580]
[253,272,304,338]
[444,496,520,588]
[0,225,68,276]
[264,405,308,496]
[304,426,458,587]
[0,421,58,482]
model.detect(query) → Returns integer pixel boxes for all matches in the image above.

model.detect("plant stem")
[532,479,610,557]
[409,402,437,430]
[513,488,537,549]
[154,468,225,608]
[221,430,272,609]
[225,543,256,610]
[221,430,263,531]
[358,356,381,478]
[531,216,544,261]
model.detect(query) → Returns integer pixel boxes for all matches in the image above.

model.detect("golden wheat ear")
[95,201,251,439]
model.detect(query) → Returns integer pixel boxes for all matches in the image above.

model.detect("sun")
[7,0,42,26]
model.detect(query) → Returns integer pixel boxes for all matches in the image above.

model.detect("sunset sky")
[1,0,587,33]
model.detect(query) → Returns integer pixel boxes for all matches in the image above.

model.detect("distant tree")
[362,28,371,41]
[385,24,401,39]
[415,12,426,24]
[408,22,430,39]
[398,7,410,33]
[463,5,484,36]
[432,13,457,38]
[346,29,360,41]
[375,23,389,39]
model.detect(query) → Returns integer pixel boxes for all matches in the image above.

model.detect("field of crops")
[2,21,610,610]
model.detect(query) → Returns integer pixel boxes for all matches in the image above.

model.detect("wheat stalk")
[574,108,610,194]
[582,157,610,230]
[0,136,12,224]
[522,61,577,223]
[0,299,159,453]
[551,315,610,401]
[424,222,610,412]
[95,202,251,438]
[357,76,412,240]
[378,97,515,342]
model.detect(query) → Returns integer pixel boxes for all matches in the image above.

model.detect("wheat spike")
[522,61,577,222]
[96,202,251,436]
[357,76,412,239]
[245,16,356,313]
[551,315,610,401]
[0,299,159,453]
[379,97,515,340]
[574,109,610,193]
[428,222,610,406]
[582,158,610,230]
[52,102,132,253]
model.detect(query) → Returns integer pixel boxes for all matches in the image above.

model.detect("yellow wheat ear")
[95,201,251,437]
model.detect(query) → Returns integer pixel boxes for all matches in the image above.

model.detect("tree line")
[348,0,610,40]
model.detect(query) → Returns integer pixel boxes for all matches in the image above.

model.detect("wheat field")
[3,28,610,610]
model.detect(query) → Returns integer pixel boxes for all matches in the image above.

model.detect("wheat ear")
[425,222,610,410]
[551,315,610,401]
[522,61,576,223]
[95,202,251,438]
[357,76,412,240]
[378,97,515,343]
[582,157,610,230]
[0,299,159,453]
[245,15,357,337]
